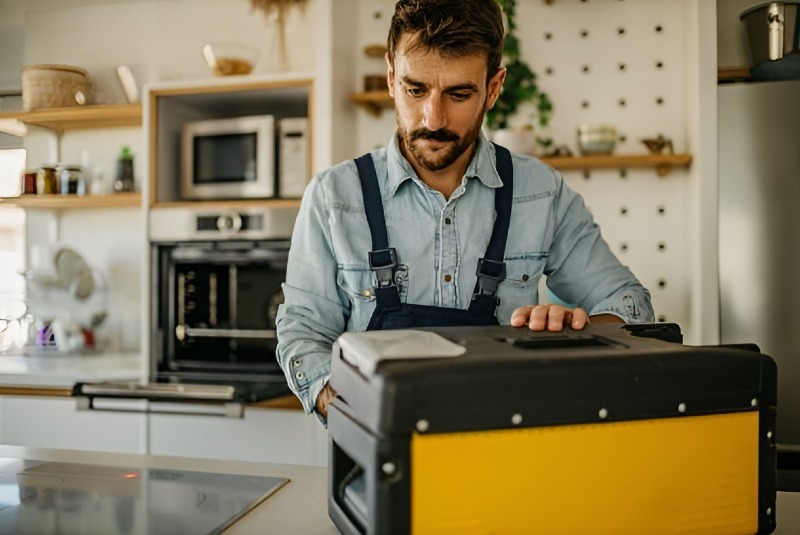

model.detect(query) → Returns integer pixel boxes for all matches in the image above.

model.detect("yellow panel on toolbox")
[411,411,759,535]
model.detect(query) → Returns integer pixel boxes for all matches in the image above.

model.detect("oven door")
[73,240,293,418]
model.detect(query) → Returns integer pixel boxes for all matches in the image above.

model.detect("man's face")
[387,36,505,173]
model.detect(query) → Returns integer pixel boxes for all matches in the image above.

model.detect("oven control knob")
[217,213,243,233]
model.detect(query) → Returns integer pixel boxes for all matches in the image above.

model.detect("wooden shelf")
[0,192,142,209]
[541,153,693,176]
[151,198,302,210]
[351,90,394,117]
[718,66,751,83]
[0,103,142,133]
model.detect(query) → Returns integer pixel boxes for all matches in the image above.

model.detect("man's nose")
[421,96,447,131]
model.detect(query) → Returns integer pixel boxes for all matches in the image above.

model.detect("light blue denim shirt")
[276,132,654,415]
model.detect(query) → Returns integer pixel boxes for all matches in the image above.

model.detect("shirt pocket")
[336,264,410,306]
[496,254,547,321]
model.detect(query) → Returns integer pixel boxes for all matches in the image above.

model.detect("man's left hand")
[511,304,589,331]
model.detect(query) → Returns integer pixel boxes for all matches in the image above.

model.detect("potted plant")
[485,0,553,155]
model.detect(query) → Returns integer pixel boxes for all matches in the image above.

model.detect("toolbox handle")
[506,334,612,350]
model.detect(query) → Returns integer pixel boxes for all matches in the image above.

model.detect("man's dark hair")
[387,0,505,83]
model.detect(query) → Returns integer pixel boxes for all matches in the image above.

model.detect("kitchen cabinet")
[148,407,327,466]
[0,395,147,454]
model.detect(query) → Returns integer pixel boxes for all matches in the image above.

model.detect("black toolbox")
[327,324,777,535]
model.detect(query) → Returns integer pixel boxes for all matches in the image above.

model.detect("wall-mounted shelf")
[718,66,751,84]
[351,90,393,117]
[151,198,302,210]
[542,153,693,176]
[0,192,142,209]
[0,103,142,133]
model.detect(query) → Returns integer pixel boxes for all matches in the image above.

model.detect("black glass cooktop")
[0,457,288,535]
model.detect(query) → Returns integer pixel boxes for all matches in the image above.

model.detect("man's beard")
[398,113,485,172]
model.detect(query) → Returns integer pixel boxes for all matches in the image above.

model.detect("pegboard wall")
[353,0,693,328]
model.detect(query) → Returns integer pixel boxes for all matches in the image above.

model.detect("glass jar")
[60,166,86,195]
[36,166,58,195]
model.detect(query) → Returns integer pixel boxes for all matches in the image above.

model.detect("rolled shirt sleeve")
[543,169,655,324]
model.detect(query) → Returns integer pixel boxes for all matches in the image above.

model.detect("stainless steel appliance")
[181,114,275,200]
[74,206,298,416]
[718,80,800,447]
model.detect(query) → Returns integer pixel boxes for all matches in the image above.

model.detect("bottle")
[114,146,135,192]
[36,166,59,195]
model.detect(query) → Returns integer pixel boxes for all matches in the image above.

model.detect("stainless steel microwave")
[181,114,275,200]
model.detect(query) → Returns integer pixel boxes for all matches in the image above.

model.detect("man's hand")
[315,382,337,418]
[511,304,590,331]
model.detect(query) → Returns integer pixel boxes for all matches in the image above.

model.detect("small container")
[60,165,86,195]
[36,166,59,195]
[22,170,37,194]
[577,124,617,155]
[114,146,135,192]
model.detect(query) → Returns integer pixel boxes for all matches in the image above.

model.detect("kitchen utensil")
[740,2,800,66]
[202,43,259,76]
[577,124,617,155]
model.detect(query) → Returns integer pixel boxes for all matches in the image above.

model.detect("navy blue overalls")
[353,143,514,331]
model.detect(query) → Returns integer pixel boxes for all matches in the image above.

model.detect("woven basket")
[22,64,91,110]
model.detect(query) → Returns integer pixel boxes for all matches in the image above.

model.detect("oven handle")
[74,396,245,418]
[176,325,277,340]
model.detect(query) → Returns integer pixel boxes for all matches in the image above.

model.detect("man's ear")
[486,67,507,110]
[385,52,395,98]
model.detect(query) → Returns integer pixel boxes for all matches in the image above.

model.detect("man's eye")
[406,87,425,97]
[450,92,471,102]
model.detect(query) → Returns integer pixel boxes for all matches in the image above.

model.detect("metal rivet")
[295,371,305,380]
[382,462,396,475]
[599,408,608,419]
[678,403,686,413]
[363,288,372,297]
[511,413,523,425]
[521,274,530,282]
[293,359,302,367]
[751,398,759,407]
[416,419,429,432]
[444,274,452,283]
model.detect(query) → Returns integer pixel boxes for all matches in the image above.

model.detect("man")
[276,0,654,420]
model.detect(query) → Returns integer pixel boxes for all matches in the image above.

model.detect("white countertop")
[0,351,143,387]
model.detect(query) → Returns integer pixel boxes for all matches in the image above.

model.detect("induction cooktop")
[0,457,288,535]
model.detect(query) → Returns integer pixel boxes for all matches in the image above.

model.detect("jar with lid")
[36,166,58,195]
[60,165,86,195]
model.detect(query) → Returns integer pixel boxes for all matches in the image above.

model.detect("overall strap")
[354,153,401,309]
[471,143,514,309]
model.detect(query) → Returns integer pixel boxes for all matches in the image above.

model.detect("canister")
[36,166,58,195]
[60,165,86,195]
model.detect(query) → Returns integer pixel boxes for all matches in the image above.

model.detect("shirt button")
[522,274,530,282]
[293,359,302,367]
[295,371,305,380]
[444,274,452,282]
[445,217,452,225]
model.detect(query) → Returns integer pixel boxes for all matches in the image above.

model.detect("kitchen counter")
[0,351,143,393]
[0,444,339,534]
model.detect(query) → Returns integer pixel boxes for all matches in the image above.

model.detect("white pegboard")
[352,0,693,328]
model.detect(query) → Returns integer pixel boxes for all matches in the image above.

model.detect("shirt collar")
[385,130,504,197]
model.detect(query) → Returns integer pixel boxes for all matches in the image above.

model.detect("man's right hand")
[315,382,337,417]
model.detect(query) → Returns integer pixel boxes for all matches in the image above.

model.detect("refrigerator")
[718,79,800,447]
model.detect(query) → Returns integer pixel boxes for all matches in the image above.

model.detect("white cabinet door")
[149,407,327,466]
[0,396,147,454]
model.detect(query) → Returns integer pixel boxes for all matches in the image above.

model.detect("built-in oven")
[73,206,299,417]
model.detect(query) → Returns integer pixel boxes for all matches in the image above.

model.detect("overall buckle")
[369,248,398,289]
[473,258,506,298]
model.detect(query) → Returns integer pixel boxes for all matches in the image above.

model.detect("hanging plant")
[485,0,552,149]
[250,0,309,71]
